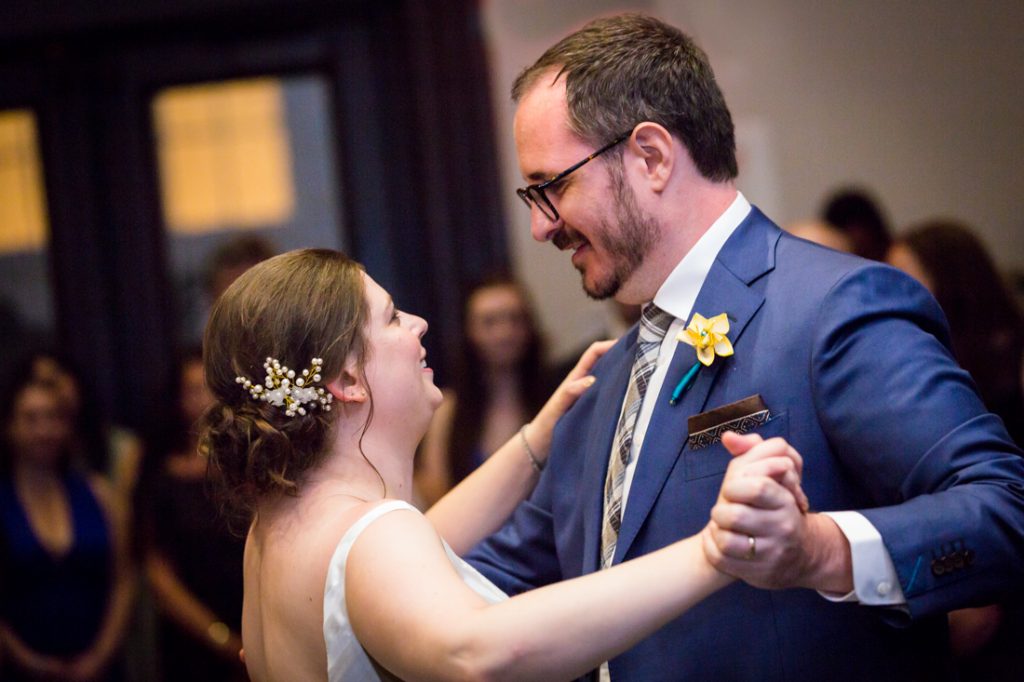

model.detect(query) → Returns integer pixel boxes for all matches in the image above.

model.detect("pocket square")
[687,394,770,450]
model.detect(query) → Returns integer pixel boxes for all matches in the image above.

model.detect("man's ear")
[326,368,368,404]
[629,122,674,193]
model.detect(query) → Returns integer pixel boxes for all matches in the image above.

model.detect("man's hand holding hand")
[703,432,853,594]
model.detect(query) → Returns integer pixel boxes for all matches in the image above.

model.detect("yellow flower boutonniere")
[669,312,734,405]
[678,312,734,366]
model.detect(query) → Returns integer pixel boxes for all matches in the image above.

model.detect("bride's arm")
[426,340,613,554]
[348,446,803,682]
[350,511,726,682]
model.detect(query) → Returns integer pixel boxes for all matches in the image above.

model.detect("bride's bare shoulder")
[243,495,390,682]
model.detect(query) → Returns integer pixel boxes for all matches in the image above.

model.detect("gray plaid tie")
[599,303,674,569]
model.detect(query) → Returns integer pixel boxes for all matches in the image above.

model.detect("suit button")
[876,581,891,597]
[931,559,945,576]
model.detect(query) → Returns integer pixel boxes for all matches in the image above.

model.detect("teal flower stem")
[669,361,702,405]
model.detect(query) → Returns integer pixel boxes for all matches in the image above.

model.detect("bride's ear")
[325,367,368,404]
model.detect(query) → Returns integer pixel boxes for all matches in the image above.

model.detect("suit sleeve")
[811,264,1024,618]
[464,453,564,595]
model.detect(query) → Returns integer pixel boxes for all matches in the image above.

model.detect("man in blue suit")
[467,13,1024,681]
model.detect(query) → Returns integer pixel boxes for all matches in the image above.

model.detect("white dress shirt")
[615,191,905,606]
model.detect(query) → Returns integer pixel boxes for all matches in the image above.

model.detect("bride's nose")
[409,313,428,338]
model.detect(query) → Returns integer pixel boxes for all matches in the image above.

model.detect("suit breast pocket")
[682,411,789,480]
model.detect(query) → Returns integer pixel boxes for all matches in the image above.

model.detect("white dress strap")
[322,500,507,682]
[323,500,418,682]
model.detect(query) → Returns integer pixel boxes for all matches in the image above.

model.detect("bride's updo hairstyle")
[199,249,368,516]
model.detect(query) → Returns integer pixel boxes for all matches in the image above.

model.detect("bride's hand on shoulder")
[526,339,615,462]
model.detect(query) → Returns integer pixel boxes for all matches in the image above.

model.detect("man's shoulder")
[774,229,869,280]
[770,230,920,302]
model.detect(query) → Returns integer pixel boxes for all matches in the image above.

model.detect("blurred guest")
[30,352,144,506]
[822,187,892,261]
[28,351,156,680]
[183,236,277,344]
[416,276,548,506]
[548,299,640,385]
[888,219,1024,679]
[887,220,1024,445]
[0,364,133,681]
[786,219,853,253]
[142,349,246,681]
[204,236,277,302]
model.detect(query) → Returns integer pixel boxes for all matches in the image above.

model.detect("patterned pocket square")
[687,394,770,450]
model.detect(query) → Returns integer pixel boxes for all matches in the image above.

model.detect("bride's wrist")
[698,525,731,577]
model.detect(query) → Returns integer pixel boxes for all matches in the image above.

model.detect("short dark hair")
[822,188,892,261]
[512,13,737,181]
[203,235,277,295]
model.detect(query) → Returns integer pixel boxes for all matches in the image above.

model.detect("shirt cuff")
[818,511,907,606]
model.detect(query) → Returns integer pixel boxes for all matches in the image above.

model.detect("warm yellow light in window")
[0,110,49,253]
[153,78,294,234]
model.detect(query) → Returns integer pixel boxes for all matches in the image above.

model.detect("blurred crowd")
[787,188,1024,681]
[1,188,1022,680]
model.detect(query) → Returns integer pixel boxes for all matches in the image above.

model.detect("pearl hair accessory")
[236,357,333,417]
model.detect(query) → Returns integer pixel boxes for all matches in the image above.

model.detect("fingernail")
[585,376,596,386]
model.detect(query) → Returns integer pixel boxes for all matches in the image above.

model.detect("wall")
[481,0,1024,362]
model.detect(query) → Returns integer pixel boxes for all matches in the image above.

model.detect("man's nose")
[530,207,561,242]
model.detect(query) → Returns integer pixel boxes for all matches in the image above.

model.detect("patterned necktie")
[599,303,674,569]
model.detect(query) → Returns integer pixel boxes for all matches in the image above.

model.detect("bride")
[199,249,805,681]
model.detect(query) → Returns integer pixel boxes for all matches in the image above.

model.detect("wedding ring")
[746,535,757,560]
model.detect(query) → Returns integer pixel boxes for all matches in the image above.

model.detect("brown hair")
[898,220,1024,445]
[199,249,369,517]
[0,364,73,477]
[512,13,737,181]
[447,275,547,484]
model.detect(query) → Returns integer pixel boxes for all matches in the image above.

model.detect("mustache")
[552,225,587,251]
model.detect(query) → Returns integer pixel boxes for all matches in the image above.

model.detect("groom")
[467,13,1024,681]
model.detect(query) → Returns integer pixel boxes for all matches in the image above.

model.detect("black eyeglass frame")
[515,130,633,222]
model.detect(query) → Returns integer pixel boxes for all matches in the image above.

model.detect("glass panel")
[152,75,344,345]
[154,77,295,232]
[0,108,55,366]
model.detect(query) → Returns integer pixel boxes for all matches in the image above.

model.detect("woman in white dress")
[199,249,806,681]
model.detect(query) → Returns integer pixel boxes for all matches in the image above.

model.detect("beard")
[561,172,658,300]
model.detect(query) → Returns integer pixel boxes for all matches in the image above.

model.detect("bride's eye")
[390,310,401,324]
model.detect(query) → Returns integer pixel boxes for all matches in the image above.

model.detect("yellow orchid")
[677,312,734,366]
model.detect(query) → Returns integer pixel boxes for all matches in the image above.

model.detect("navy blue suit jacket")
[467,208,1024,680]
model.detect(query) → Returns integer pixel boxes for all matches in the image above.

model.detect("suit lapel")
[612,208,779,563]
[580,329,637,574]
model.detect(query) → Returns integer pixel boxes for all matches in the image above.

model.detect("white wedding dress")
[323,500,508,681]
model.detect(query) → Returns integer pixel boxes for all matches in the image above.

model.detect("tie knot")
[639,304,674,344]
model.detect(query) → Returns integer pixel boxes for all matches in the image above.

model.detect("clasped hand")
[702,432,822,589]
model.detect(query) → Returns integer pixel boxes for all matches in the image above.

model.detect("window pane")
[152,75,344,345]
[0,109,55,364]
[154,78,295,232]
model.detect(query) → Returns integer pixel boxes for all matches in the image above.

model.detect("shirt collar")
[652,192,751,321]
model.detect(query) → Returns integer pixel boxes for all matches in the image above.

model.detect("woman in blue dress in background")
[0,362,133,681]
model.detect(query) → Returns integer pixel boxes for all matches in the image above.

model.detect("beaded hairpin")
[236,357,333,417]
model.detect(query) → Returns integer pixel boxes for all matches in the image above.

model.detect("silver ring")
[746,535,757,560]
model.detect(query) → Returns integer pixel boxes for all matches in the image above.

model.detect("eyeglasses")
[516,130,632,223]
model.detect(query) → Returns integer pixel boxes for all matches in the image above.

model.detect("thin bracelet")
[519,424,544,473]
